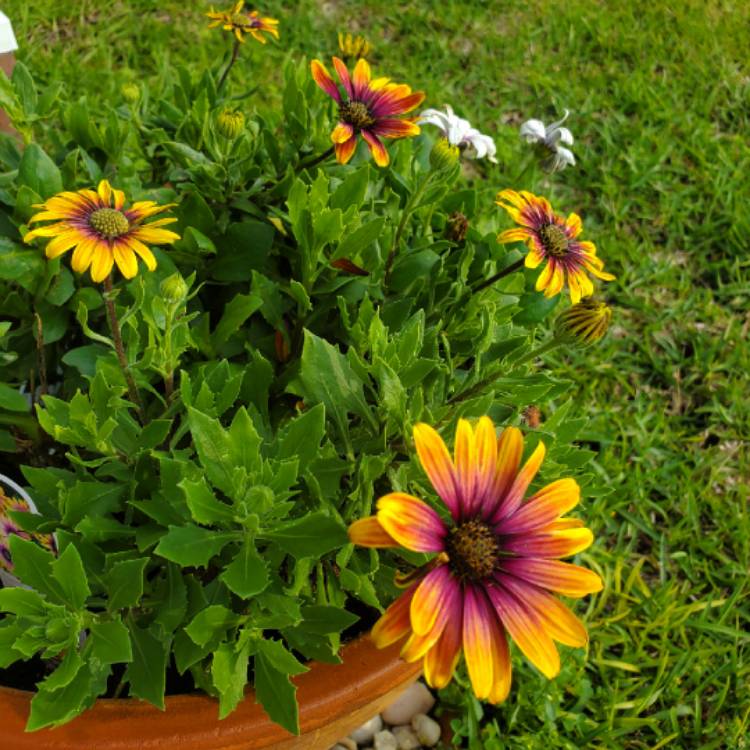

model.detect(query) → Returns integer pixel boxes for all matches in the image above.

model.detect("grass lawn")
[4,0,749,747]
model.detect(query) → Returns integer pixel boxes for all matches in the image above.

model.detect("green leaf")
[155,524,236,568]
[276,403,326,473]
[220,540,269,598]
[514,290,561,325]
[300,605,359,636]
[181,476,235,525]
[299,330,376,445]
[254,640,308,735]
[212,293,263,349]
[0,586,47,616]
[41,648,84,692]
[0,382,29,412]
[8,535,68,604]
[264,511,348,559]
[62,345,109,377]
[124,625,169,709]
[333,218,384,261]
[212,640,251,719]
[27,664,99,731]
[51,544,91,610]
[185,605,237,647]
[105,557,148,610]
[89,620,133,664]
[139,419,172,450]
[18,143,63,198]
[212,221,275,281]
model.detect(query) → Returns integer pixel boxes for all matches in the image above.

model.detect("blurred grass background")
[4,0,749,747]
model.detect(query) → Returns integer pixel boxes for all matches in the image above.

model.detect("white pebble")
[392,724,421,750]
[412,713,441,747]
[329,745,353,750]
[330,740,357,750]
[350,714,383,744]
[373,729,398,750]
[381,682,435,725]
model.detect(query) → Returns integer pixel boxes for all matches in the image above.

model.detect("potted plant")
[0,4,610,745]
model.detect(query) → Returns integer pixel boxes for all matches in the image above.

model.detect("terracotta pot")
[0,636,421,750]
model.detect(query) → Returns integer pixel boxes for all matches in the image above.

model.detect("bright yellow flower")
[206,1,279,44]
[496,189,615,303]
[24,180,179,283]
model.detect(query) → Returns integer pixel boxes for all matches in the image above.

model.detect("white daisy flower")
[519,110,576,171]
[419,105,498,163]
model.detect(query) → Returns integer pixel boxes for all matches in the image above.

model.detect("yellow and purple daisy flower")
[496,189,615,304]
[0,487,56,573]
[23,180,179,283]
[349,417,602,702]
[206,2,279,44]
[310,57,425,167]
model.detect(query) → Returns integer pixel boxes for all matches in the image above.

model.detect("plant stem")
[102,276,145,423]
[296,146,335,172]
[384,171,434,287]
[513,336,565,366]
[472,257,525,293]
[33,312,48,398]
[217,39,241,93]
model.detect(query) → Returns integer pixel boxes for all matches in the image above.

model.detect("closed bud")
[446,211,469,242]
[121,83,140,103]
[216,108,245,140]
[555,299,612,346]
[429,138,460,171]
[160,273,188,305]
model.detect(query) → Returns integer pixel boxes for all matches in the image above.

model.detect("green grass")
[4,0,749,746]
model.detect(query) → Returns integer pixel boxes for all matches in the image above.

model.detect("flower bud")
[338,32,372,60]
[160,273,188,305]
[121,83,141,103]
[216,108,245,140]
[555,299,612,346]
[429,138,460,171]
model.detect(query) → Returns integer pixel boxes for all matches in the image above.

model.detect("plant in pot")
[0,7,611,747]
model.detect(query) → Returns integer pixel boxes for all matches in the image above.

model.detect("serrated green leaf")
[89,620,133,664]
[212,640,251,719]
[0,382,29,412]
[220,540,269,598]
[105,557,148,610]
[185,604,237,647]
[51,544,91,610]
[275,402,325,472]
[180,476,235,525]
[300,605,359,636]
[263,511,348,559]
[155,524,236,568]
[124,625,169,709]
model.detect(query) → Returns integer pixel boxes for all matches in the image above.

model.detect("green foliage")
[0,2,658,741]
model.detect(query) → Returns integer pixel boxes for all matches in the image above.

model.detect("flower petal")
[499,558,604,598]
[113,242,138,279]
[348,516,399,548]
[462,585,496,699]
[503,526,594,558]
[487,582,560,678]
[371,585,417,648]
[487,619,512,703]
[376,492,447,553]
[97,180,113,206]
[370,118,421,139]
[89,242,114,282]
[491,439,546,523]
[332,56,353,99]
[360,129,389,167]
[352,57,371,97]
[70,237,98,274]
[470,417,498,516]
[454,419,476,516]
[130,226,180,245]
[410,564,456,636]
[498,227,531,244]
[481,427,523,520]
[44,230,84,259]
[499,478,581,534]
[310,59,341,103]
[331,121,354,144]
[122,237,157,271]
[334,135,358,164]
[423,597,463,689]
[566,212,583,238]
[413,422,460,519]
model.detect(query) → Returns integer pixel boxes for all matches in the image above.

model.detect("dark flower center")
[339,101,375,129]
[445,518,499,581]
[539,223,570,258]
[89,208,130,239]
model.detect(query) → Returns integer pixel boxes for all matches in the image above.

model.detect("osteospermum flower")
[496,189,615,303]
[310,57,425,167]
[520,110,575,172]
[206,2,279,44]
[0,488,56,573]
[556,299,612,346]
[349,418,603,701]
[23,180,180,283]
[419,105,497,163]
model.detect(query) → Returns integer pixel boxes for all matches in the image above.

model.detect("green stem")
[513,336,565,366]
[384,171,434,287]
[472,257,525,293]
[217,39,241,93]
[296,146,335,173]
[102,276,145,423]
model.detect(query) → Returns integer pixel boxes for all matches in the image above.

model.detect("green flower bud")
[160,273,188,305]
[121,83,141,103]
[555,299,612,346]
[216,109,245,140]
[429,138,460,171]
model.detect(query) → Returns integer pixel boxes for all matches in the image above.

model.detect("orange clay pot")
[0,636,422,750]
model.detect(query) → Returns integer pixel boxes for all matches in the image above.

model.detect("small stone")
[381,682,435,726]
[412,713,441,747]
[350,714,383,744]
[329,745,351,750]
[373,729,398,750]
[392,724,421,750]
[331,740,357,750]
